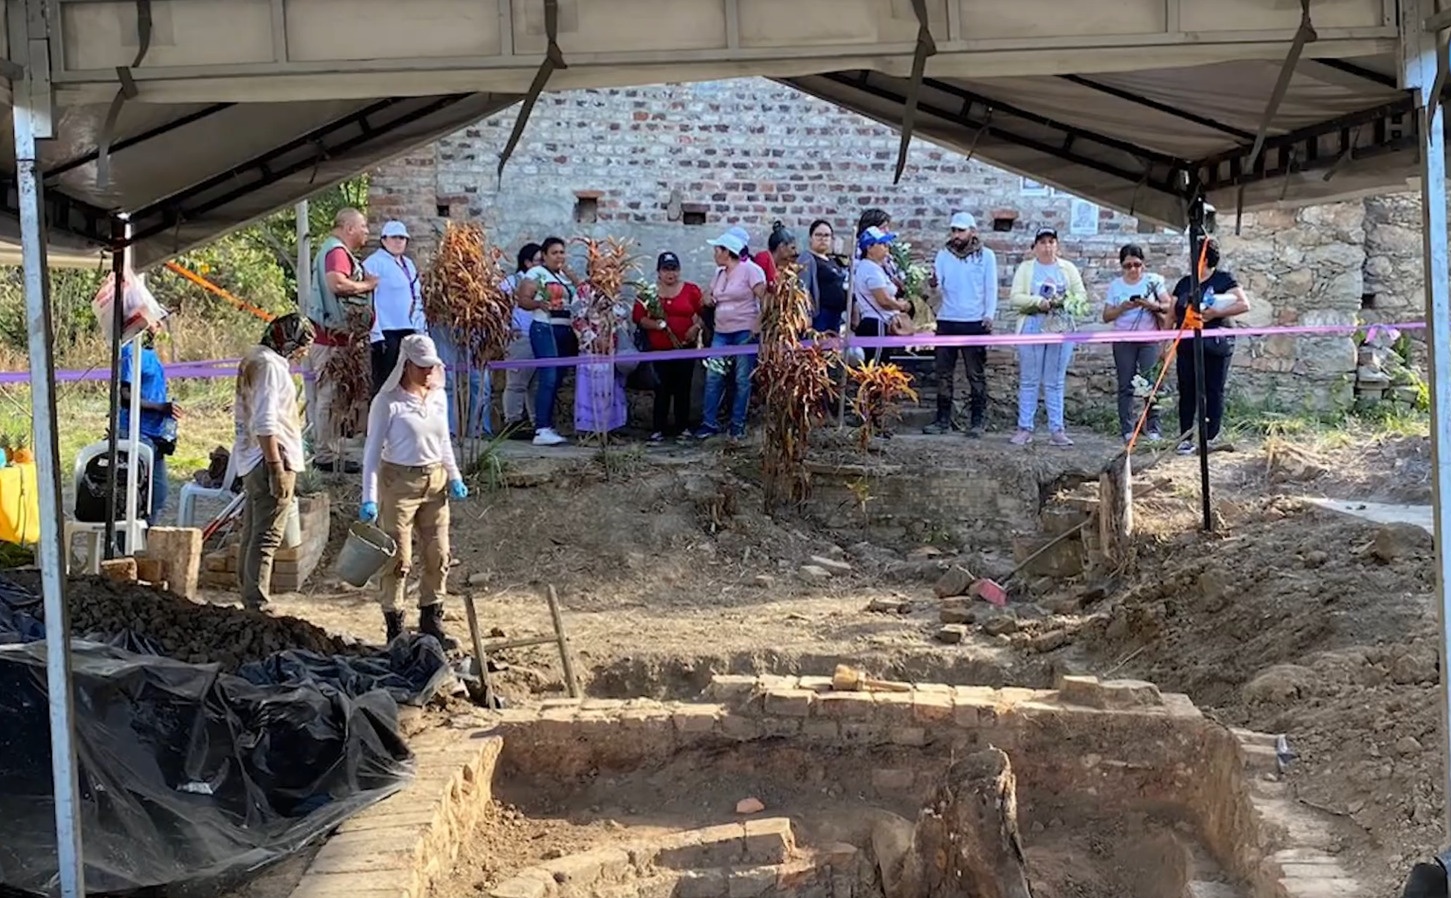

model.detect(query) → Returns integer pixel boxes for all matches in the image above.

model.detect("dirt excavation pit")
[424,673,1359,898]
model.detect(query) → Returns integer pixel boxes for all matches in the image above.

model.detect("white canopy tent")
[5,1,1451,895]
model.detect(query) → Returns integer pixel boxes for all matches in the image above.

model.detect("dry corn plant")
[320,302,374,441]
[570,237,641,450]
[422,222,513,469]
[758,261,839,509]
[849,361,918,450]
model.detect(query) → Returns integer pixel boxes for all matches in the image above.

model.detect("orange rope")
[163,261,276,323]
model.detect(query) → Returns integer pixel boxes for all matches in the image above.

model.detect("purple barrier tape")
[485,320,1427,371]
[0,320,1420,383]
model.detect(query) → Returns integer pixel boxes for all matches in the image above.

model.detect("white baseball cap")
[400,333,442,368]
[380,220,410,239]
[950,212,977,230]
[708,232,748,256]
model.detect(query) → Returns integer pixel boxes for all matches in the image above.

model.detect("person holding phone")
[1102,243,1169,443]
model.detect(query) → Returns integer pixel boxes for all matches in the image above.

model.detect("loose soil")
[435,743,1206,898]
[171,427,1442,896]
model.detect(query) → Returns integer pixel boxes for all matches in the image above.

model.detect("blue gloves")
[359,502,378,523]
[449,479,469,500]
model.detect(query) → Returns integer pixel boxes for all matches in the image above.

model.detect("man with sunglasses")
[925,212,998,437]
[363,220,427,396]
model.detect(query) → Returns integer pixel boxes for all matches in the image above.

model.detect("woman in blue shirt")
[119,323,181,520]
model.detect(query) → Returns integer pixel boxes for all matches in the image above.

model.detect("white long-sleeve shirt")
[361,386,461,504]
[933,247,999,323]
[363,249,426,342]
[232,346,305,476]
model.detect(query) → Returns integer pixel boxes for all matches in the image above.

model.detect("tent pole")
[1187,192,1213,532]
[1403,0,1451,861]
[103,216,125,557]
[10,2,86,890]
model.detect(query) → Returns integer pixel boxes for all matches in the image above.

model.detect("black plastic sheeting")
[0,577,453,897]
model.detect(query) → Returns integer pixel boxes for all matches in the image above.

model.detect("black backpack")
[75,451,152,523]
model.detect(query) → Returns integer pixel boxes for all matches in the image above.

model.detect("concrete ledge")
[288,731,503,898]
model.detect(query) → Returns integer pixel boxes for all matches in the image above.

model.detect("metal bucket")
[334,521,397,588]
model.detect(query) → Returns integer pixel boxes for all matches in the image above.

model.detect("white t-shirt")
[523,266,577,324]
[363,249,425,342]
[501,272,533,334]
[853,258,893,321]
[231,346,304,477]
[1104,274,1167,331]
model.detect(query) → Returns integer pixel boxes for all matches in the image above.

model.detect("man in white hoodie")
[925,212,998,437]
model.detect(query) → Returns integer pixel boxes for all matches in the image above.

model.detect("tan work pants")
[378,461,450,613]
[240,463,293,609]
[306,342,340,464]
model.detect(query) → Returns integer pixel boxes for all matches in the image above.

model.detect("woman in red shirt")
[633,251,703,441]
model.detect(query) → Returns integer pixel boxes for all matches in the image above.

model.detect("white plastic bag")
[93,269,164,342]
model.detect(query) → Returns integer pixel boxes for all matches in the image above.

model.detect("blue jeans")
[432,326,488,437]
[529,321,578,429]
[1016,322,1075,432]
[141,436,167,521]
[700,330,758,436]
[812,309,844,334]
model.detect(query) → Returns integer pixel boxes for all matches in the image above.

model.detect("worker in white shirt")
[363,220,426,395]
[232,313,314,612]
[925,212,999,437]
[358,334,468,647]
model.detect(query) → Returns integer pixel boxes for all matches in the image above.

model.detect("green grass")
[0,378,237,497]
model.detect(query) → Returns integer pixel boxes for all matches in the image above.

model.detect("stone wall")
[369,77,1430,416]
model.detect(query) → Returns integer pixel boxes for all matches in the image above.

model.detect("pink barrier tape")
[0,320,1419,383]
[486,320,1427,371]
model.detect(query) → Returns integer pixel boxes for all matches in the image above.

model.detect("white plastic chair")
[178,451,237,527]
[64,439,153,574]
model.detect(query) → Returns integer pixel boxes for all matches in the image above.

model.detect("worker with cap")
[233,313,314,612]
[363,220,427,396]
[358,333,468,647]
[925,212,998,437]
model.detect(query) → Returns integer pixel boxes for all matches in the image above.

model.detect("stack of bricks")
[199,542,317,593]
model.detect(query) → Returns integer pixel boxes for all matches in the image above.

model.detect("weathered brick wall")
[369,77,1429,416]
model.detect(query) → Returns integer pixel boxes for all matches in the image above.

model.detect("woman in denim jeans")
[513,236,580,446]
[1008,227,1088,447]
[694,231,766,441]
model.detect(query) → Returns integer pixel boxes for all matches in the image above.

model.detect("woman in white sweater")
[359,334,468,647]
[1008,227,1088,446]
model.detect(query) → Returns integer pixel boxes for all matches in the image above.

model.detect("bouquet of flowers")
[889,242,931,301]
[635,281,662,319]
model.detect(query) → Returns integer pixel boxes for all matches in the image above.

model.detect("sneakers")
[647,432,665,444]
[692,426,721,441]
[1146,430,1163,443]
[532,427,566,446]
[1009,429,1033,446]
[965,420,984,439]
[1050,431,1074,447]
[922,419,954,435]
[1176,440,1196,455]
[1122,433,1134,446]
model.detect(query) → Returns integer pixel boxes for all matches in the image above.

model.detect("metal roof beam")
[128,94,471,245]
[817,72,1179,194]
[45,103,236,180]
[1057,73,1256,142]
[1309,56,1398,88]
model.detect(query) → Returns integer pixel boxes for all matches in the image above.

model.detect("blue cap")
[858,226,897,251]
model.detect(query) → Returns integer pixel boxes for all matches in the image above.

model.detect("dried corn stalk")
[849,361,918,449]
[320,303,373,438]
[758,261,838,509]
[570,237,639,354]
[422,221,512,368]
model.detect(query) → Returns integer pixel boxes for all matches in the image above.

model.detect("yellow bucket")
[0,462,40,545]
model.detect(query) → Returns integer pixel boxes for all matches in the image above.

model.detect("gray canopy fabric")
[0,51,1425,268]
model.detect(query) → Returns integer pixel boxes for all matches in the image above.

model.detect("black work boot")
[966,416,985,439]
[419,603,459,651]
[384,610,405,643]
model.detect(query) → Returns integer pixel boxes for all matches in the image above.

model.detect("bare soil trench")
[190,427,1440,898]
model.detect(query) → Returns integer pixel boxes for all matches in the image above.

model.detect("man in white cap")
[926,212,998,437]
[363,220,427,396]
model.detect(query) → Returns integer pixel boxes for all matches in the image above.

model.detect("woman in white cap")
[362,220,427,396]
[852,226,912,363]
[358,333,469,647]
[694,230,767,440]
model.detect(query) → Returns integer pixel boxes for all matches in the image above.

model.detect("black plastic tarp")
[0,576,452,897]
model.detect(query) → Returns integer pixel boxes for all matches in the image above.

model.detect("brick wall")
[369,77,1430,416]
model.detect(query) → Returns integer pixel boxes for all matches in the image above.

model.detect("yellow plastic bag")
[0,462,40,545]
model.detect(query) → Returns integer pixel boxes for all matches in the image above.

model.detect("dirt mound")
[1063,498,1440,886]
[8,572,354,671]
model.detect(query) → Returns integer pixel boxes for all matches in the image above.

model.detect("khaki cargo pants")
[240,463,294,609]
[378,461,450,613]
